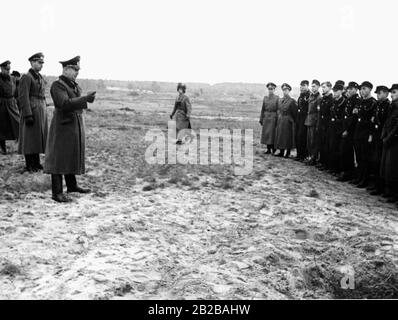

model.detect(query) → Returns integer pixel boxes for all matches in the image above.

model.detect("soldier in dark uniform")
[18,53,48,172]
[352,81,377,188]
[294,80,310,161]
[259,82,279,154]
[0,61,20,155]
[316,81,333,170]
[335,80,347,98]
[379,84,398,203]
[328,83,347,175]
[44,56,96,203]
[338,82,360,182]
[368,86,391,195]
[304,80,322,165]
[274,83,297,158]
[11,71,21,108]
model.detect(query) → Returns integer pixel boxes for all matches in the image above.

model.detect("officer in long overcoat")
[338,82,360,182]
[368,86,391,195]
[295,80,310,161]
[259,82,279,154]
[0,61,20,154]
[274,83,297,158]
[44,56,96,203]
[379,84,398,203]
[170,83,192,144]
[18,53,48,171]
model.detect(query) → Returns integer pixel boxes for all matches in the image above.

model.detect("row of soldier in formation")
[259,80,398,205]
[0,53,96,202]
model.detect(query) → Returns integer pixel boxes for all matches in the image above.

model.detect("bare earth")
[1,91,398,299]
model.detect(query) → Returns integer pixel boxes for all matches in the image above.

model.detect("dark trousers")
[354,137,371,182]
[328,125,342,173]
[339,135,355,173]
[25,154,40,168]
[0,140,5,152]
[296,120,308,159]
[318,125,329,166]
[51,174,77,196]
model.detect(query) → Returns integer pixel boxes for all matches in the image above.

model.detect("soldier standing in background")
[338,82,360,182]
[295,80,310,161]
[304,80,322,165]
[44,56,96,203]
[0,61,20,155]
[274,83,297,158]
[368,86,391,195]
[18,53,48,172]
[259,82,279,154]
[328,83,347,175]
[170,83,192,145]
[379,84,398,204]
[317,81,334,170]
[352,81,377,188]
[11,71,21,108]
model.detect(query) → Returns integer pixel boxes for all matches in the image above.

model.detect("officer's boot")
[51,174,72,203]
[0,140,6,154]
[24,154,35,172]
[33,154,43,171]
[275,149,285,157]
[66,174,91,194]
[284,149,291,158]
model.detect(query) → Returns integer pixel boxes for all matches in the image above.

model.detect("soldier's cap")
[281,83,292,91]
[60,56,80,69]
[11,71,20,77]
[333,84,344,91]
[300,80,309,86]
[375,86,390,94]
[0,60,11,68]
[29,52,44,62]
[347,81,359,89]
[177,82,186,91]
[360,81,373,90]
[312,80,321,86]
[335,80,345,87]
[389,84,398,92]
[266,82,277,89]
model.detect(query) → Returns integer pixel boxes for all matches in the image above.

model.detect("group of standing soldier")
[0,53,96,202]
[260,80,398,206]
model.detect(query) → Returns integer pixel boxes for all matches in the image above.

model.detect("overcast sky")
[2,0,397,85]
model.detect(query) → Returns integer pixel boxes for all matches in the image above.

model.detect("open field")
[1,90,398,299]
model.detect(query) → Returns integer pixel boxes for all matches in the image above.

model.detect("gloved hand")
[86,91,96,103]
[259,120,263,126]
[25,116,34,126]
[170,114,173,120]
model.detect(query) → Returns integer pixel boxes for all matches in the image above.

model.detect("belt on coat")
[30,95,46,100]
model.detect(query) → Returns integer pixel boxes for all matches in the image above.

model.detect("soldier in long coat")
[328,84,347,175]
[304,80,322,165]
[338,82,360,182]
[368,86,391,195]
[352,81,377,188]
[379,84,398,203]
[274,83,297,158]
[0,61,20,155]
[44,56,96,203]
[18,53,48,172]
[259,82,279,154]
[295,80,310,161]
[317,82,334,170]
[170,83,192,144]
